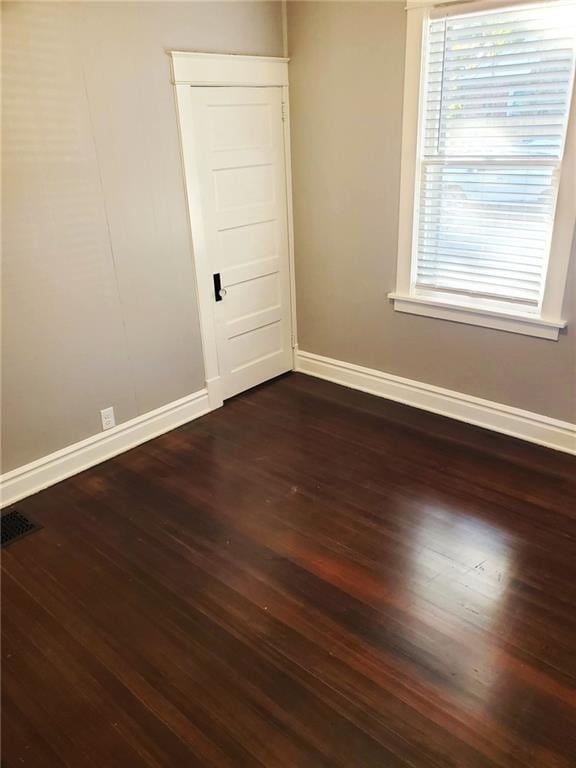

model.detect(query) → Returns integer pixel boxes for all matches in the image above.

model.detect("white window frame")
[390,0,576,340]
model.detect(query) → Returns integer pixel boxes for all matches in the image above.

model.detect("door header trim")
[169,52,289,87]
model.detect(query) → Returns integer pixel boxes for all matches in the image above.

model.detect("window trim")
[390,0,576,340]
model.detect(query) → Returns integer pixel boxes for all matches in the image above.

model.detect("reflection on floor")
[2,372,576,767]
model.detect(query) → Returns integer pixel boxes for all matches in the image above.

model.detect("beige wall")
[288,1,576,423]
[1,1,283,472]
[3,0,574,477]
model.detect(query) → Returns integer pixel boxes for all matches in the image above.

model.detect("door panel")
[189,87,292,399]
[219,220,276,267]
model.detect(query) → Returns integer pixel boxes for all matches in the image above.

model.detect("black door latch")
[213,273,223,302]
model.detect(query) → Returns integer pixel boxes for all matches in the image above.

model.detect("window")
[391,0,576,339]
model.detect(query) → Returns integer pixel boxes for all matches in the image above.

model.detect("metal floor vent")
[1,509,42,548]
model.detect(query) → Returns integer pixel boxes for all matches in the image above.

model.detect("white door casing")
[172,54,296,408]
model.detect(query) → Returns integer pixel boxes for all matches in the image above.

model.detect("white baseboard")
[295,349,576,455]
[0,388,212,508]
[3,359,573,509]
[206,375,224,410]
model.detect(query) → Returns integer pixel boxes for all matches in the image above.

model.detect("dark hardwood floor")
[2,372,576,767]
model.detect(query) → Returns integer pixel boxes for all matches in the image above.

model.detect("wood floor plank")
[2,373,576,767]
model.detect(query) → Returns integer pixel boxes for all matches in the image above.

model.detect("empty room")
[1,0,576,765]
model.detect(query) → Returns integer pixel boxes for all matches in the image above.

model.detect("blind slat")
[417,238,547,258]
[415,280,541,301]
[420,225,548,244]
[426,108,567,119]
[419,232,548,251]
[426,72,573,93]
[420,215,549,231]
[416,268,542,289]
[425,94,569,106]
[418,256,543,273]
[417,264,543,280]
[428,39,576,58]
[428,56,574,75]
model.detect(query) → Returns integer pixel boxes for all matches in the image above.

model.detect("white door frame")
[171,52,297,411]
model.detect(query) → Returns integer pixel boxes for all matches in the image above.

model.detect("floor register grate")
[1,509,42,548]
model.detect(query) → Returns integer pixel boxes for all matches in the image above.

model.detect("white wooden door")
[187,87,293,400]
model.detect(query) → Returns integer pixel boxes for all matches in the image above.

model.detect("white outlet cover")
[100,407,116,431]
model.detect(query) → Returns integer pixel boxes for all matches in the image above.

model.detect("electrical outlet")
[100,406,116,431]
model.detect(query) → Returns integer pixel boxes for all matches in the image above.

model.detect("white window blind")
[414,2,576,311]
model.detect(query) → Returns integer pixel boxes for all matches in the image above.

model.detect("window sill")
[388,293,566,340]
